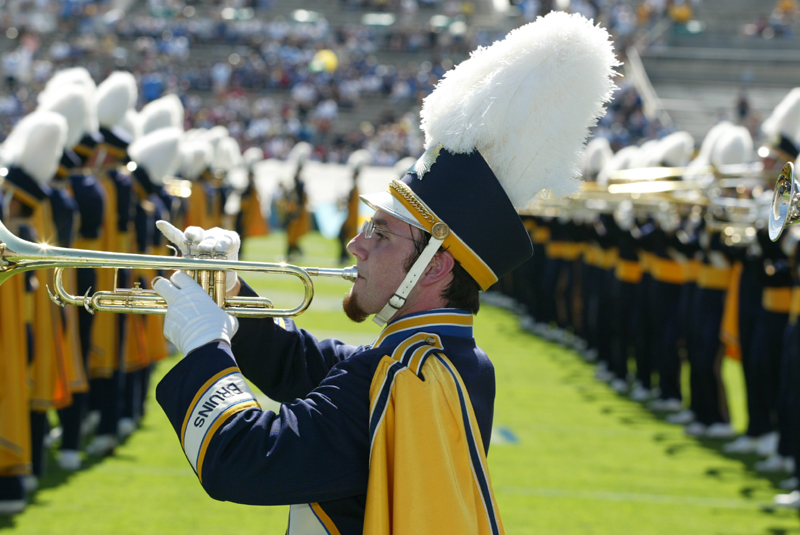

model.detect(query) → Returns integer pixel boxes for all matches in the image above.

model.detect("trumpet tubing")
[0,219,357,318]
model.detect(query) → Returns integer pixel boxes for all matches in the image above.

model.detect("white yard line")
[495,486,775,510]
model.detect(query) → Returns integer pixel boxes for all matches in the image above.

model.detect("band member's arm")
[231,279,362,403]
[156,341,372,505]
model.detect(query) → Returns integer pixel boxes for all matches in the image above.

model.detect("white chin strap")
[372,235,445,327]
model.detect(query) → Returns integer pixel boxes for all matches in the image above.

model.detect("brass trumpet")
[0,219,357,318]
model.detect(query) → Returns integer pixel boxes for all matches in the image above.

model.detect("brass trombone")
[0,219,357,318]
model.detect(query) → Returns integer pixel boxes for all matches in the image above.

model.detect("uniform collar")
[371,308,473,349]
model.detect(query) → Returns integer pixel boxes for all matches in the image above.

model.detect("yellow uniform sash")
[18,202,72,411]
[720,262,743,360]
[697,265,731,290]
[615,259,643,283]
[0,275,32,477]
[650,257,685,285]
[241,185,269,239]
[789,286,800,326]
[89,176,127,378]
[185,181,210,229]
[532,227,550,244]
[763,286,793,314]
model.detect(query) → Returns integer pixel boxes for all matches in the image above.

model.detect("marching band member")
[184,127,226,230]
[0,111,70,500]
[179,137,215,230]
[610,202,642,393]
[774,225,800,506]
[282,141,313,260]
[237,146,270,253]
[37,83,105,470]
[211,135,242,231]
[84,71,140,457]
[123,127,184,438]
[725,89,800,457]
[338,149,371,264]
[151,13,617,533]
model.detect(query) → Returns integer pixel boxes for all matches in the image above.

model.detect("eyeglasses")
[361,219,416,241]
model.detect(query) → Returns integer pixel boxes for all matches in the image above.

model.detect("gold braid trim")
[390,180,435,224]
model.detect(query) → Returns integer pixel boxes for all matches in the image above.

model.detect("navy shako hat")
[761,88,800,163]
[99,126,132,163]
[74,131,103,163]
[3,166,51,203]
[361,12,618,297]
[364,149,532,290]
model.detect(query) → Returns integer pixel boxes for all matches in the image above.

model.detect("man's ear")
[420,250,455,287]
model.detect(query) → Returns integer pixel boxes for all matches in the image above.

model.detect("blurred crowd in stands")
[1,0,691,167]
[742,0,799,39]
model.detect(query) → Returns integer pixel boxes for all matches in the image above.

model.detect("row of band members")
[491,102,800,506]
[0,67,367,515]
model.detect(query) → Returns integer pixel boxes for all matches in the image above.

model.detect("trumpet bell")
[769,162,799,241]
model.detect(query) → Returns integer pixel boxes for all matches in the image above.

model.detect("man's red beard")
[342,289,369,323]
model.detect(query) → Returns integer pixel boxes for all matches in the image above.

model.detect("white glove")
[152,271,239,356]
[156,220,241,292]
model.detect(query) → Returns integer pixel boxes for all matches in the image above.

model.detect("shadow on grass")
[0,423,142,525]
[512,321,800,522]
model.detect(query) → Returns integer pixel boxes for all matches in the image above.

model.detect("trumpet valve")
[213,270,226,308]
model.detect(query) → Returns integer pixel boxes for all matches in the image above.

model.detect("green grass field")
[2,231,799,534]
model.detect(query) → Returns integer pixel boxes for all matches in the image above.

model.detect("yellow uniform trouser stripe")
[763,287,792,313]
[310,503,342,535]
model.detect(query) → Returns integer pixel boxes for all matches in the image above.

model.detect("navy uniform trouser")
[651,279,683,401]
[611,278,637,380]
[538,257,560,327]
[531,243,547,322]
[89,312,128,437]
[633,274,654,389]
[778,320,799,458]
[749,309,788,437]
[738,264,764,437]
[595,268,616,366]
[56,268,96,451]
[687,287,727,425]
[582,264,601,351]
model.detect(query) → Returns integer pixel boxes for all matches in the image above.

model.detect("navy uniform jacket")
[156,282,500,535]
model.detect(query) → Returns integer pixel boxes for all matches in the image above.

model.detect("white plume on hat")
[41,67,99,135]
[140,94,184,136]
[287,141,313,164]
[762,88,800,142]
[242,147,264,171]
[347,149,371,172]
[179,140,214,181]
[214,136,244,171]
[128,127,183,185]
[419,11,618,204]
[116,109,143,143]
[203,126,229,150]
[689,121,733,168]
[96,71,138,129]
[2,111,68,183]
[597,144,639,185]
[581,137,613,178]
[37,86,89,149]
[710,126,753,167]
[629,139,661,169]
[656,131,695,167]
